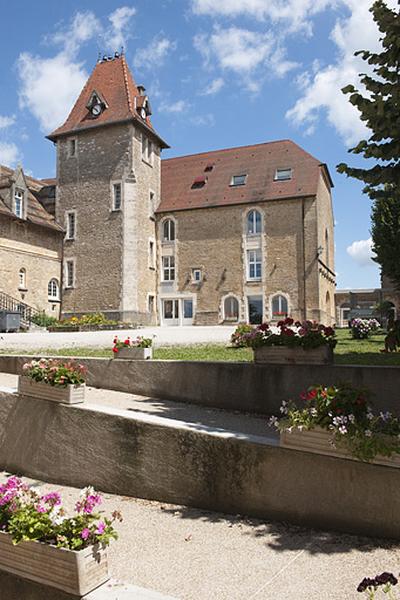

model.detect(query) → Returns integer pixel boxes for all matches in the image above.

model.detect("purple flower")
[35,503,48,514]
[81,528,91,540]
[41,492,61,507]
[96,521,106,534]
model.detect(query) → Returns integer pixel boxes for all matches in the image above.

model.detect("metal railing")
[0,291,40,328]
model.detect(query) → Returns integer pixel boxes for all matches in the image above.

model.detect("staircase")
[0,291,41,329]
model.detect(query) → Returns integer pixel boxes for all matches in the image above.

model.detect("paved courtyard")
[0,326,236,351]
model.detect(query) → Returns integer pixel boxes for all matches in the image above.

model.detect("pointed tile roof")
[47,55,168,147]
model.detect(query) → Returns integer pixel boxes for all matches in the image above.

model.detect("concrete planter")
[0,531,108,596]
[18,376,85,404]
[254,345,333,365]
[280,426,400,468]
[114,347,152,360]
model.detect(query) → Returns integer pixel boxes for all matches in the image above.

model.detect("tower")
[47,53,169,323]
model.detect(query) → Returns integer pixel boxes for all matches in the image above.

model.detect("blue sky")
[0,0,395,289]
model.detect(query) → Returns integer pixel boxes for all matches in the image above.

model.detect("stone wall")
[0,218,62,315]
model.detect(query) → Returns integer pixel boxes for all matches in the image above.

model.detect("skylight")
[230,174,247,186]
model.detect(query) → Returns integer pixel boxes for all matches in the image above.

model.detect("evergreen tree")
[337,1,400,287]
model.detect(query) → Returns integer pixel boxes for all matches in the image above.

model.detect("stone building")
[0,54,336,326]
[0,164,62,318]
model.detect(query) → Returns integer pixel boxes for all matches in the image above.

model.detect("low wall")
[1,355,400,416]
[0,390,400,540]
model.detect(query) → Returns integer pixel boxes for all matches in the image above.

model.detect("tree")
[337,1,400,287]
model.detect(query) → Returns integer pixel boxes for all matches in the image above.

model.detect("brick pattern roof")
[159,140,329,213]
[0,166,62,232]
[47,55,168,147]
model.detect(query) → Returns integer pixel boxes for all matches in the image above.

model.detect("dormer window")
[204,163,214,172]
[14,189,24,219]
[231,174,247,186]
[275,168,292,181]
[191,176,207,189]
[87,91,106,119]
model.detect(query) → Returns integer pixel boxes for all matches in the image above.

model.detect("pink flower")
[81,528,91,540]
[96,521,106,534]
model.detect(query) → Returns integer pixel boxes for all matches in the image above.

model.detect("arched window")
[224,296,239,321]
[272,294,288,318]
[163,219,175,242]
[247,210,261,235]
[18,268,26,289]
[48,279,59,299]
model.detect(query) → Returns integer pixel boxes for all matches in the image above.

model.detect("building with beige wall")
[0,165,62,319]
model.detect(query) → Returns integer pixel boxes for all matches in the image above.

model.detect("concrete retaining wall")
[0,390,400,540]
[1,355,400,416]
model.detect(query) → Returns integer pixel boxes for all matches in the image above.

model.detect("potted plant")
[19,358,87,404]
[0,475,122,596]
[270,384,400,467]
[357,572,398,598]
[233,318,336,364]
[112,336,153,360]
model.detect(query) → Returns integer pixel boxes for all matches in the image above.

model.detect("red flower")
[300,392,307,401]
[307,389,317,400]
[284,317,294,326]
[124,338,130,346]
[258,323,269,332]
[112,347,119,353]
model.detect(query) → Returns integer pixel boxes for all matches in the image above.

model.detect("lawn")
[0,328,399,365]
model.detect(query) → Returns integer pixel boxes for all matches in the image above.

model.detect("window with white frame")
[18,268,26,289]
[247,210,262,235]
[66,211,76,240]
[149,240,155,269]
[163,219,175,242]
[272,294,288,317]
[162,256,175,281]
[65,260,75,288]
[247,249,262,280]
[275,168,292,181]
[14,189,24,219]
[231,174,247,186]
[112,183,122,211]
[48,279,59,299]
[192,268,202,283]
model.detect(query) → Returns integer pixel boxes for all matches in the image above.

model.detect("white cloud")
[201,77,224,95]
[17,8,136,134]
[191,0,334,34]
[0,115,16,130]
[286,0,399,144]
[133,34,176,70]
[190,113,215,126]
[0,142,20,166]
[106,6,136,51]
[347,237,376,267]
[159,99,190,113]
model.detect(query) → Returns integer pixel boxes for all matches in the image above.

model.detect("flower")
[365,429,372,437]
[81,528,91,540]
[96,521,106,534]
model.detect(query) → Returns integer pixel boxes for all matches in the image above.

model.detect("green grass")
[1,329,399,365]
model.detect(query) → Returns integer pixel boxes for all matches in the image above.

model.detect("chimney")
[137,85,146,96]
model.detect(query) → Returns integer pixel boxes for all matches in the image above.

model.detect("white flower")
[298,425,304,432]
[348,414,355,424]
[286,427,293,434]
[367,412,374,421]
[268,416,278,427]
[365,429,372,437]
[310,408,318,417]
[338,425,347,435]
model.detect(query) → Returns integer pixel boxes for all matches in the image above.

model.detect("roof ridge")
[162,139,295,162]
[121,55,134,116]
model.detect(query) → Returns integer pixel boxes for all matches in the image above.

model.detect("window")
[247,210,261,235]
[162,256,175,281]
[248,296,263,325]
[48,279,59,299]
[14,189,24,218]
[163,219,175,242]
[275,168,292,181]
[141,134,153,164]
[183,299,193,319]
[149,191,155,218]
[163,299,179,320]
[247,249,262,280]
[224,296,239,321]
[65,260,75,288]
[66,211,76,240]
[148,295,155,313]
[231,174,247,186]
[272,294,288,318]
[147,140,153,165]
[112,183,122,211]
[68,139,76,158]
[18,268,26,290]
[325,229,330,266]
[192,269,202,283]
[149,240,155,269]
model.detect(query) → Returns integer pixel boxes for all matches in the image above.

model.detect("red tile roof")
[47,55,168,147]
[158,140,332,213]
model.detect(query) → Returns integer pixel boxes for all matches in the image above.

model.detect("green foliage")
[337,1,400,287]
[52,312,118,329]
[30,313,58,328]
[271,384,400,462]
[383,319,400,352]
[230,324,254,348]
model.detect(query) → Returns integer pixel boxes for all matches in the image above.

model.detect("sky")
[0,0,396,290]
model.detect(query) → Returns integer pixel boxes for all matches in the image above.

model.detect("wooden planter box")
[0,531,109,596]
[254,345,333,365]
[280,427,400,468]
[113,347,152,360]
[18,376,85,404]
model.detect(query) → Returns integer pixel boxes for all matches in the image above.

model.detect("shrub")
[351,318,380,339]
[22,358,87,387]
[52,313,118,329]
[233,318,336,350]
[30,313,58,328]
[231,324,254,348]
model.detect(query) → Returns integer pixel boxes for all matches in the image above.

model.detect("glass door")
[248,296,263,324]
[162,299,179,326]
[182,299,194,325]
